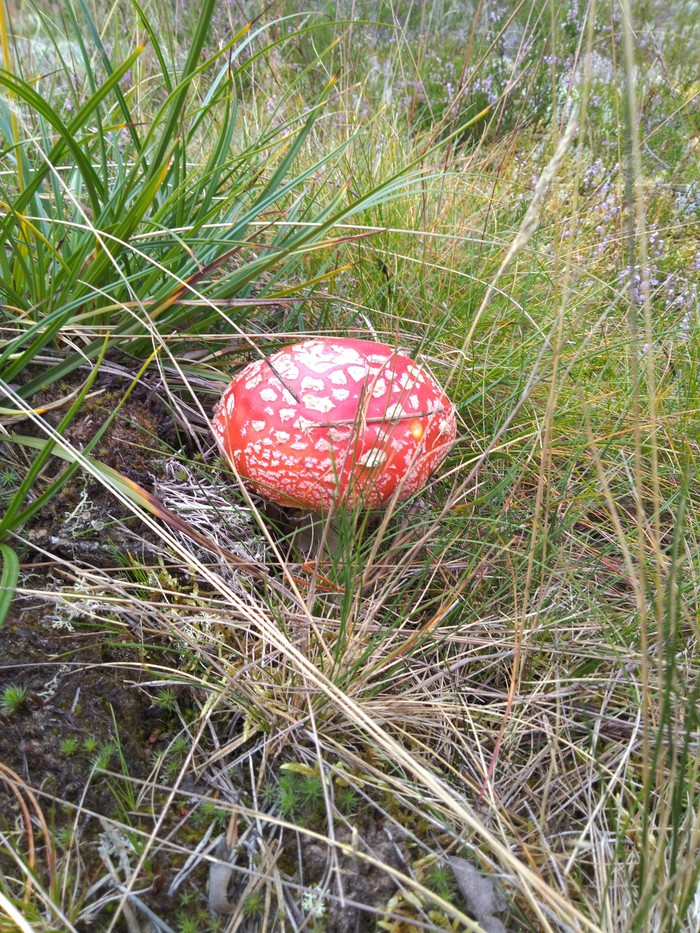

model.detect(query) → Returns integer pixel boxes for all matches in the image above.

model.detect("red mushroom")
[212,337,456,510]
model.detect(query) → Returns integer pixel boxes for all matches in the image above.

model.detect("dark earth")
[1,380,205,929]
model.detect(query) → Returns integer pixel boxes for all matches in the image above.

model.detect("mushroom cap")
[212,337,456,510]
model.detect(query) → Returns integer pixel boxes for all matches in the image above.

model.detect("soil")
[301,824,409,933]
[0,601,155,849]
[0,376,196,929]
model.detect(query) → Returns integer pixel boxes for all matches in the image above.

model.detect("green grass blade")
[0,544,19,629]
[128,0,173,95]
[72,0,143,154]
[144,0,217,181]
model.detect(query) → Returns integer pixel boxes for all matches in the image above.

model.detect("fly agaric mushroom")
[212,337,456,510]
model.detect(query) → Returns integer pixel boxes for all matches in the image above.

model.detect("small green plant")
[170,734,190,759]
[259,781,278,809]
[191,800,229,830]
[335,784,360,817]
[0,467,19,494]
[163,734,191,779]
[92,742,116,770]
[82,737,98,754]
[275,769,325,823]
[60,736,79,756]
[155,687,179,714]
[427,863,458,902]
[164,758,183,780]
[174,906,222,933]
[177,889,200,909]
[277,772,301,819]
[0,684,27,715]
[298,773,325,811]
[176,918,202,933]
[242,889,265,919]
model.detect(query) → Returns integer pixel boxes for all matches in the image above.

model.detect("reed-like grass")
[1,1,698,931]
